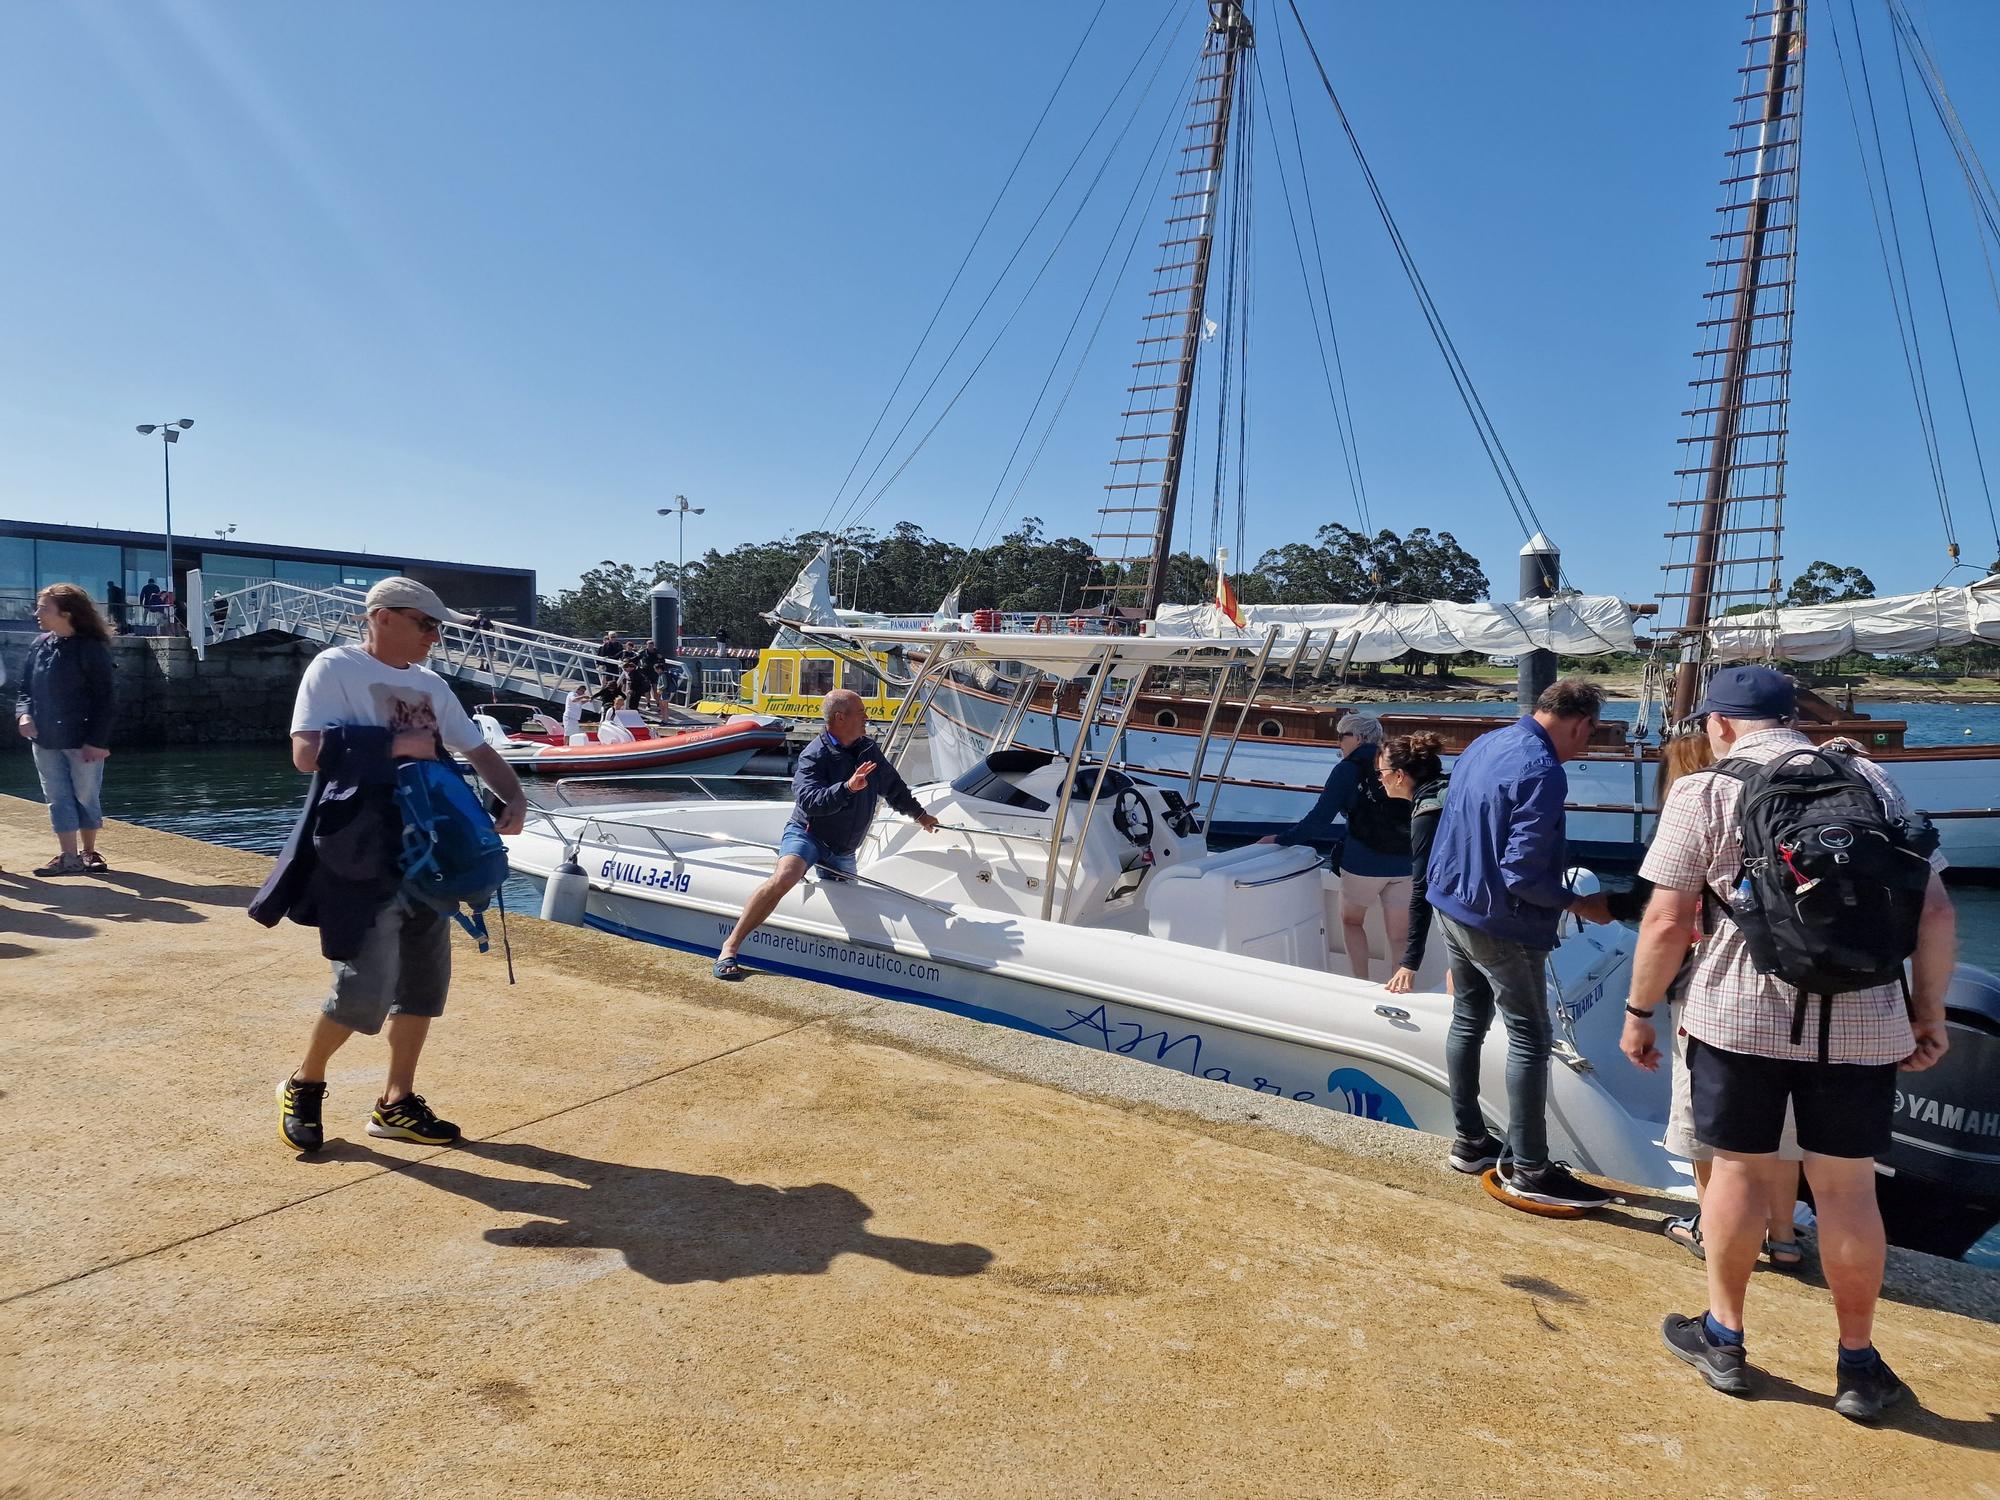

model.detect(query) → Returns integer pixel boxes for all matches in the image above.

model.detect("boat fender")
[541,854,591,926]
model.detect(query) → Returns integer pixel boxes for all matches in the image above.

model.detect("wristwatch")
[1624,1004,1656,1019]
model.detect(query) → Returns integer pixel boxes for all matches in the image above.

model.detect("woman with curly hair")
[15,583,117,875]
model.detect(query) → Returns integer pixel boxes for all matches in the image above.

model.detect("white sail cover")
[1707,575,2000,662]
[1153,593,1636,663]
[767,544,840,647]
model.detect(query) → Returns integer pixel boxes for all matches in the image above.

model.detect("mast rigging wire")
[815,0,1112,535]
[1277,0,1554,571]
[822,0,1190,542]
[1827,0,1959,555]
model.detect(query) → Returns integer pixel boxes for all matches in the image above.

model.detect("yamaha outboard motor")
[1877,963,2000,1260]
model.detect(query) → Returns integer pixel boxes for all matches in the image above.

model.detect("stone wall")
[1,633,490,749]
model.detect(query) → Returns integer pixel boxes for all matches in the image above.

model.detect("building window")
[35,541,122,602]
[271,559,343,589]
[342,565,396,588]
[0,537,34,620]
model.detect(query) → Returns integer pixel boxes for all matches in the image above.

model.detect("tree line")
[536,518,1492,644]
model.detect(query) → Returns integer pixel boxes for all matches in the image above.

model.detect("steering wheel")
[1111,788,1154,848]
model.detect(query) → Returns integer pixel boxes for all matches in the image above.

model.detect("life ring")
[1034,615,1054,634]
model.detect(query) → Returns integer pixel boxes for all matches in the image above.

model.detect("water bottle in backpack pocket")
[394,758,510,951]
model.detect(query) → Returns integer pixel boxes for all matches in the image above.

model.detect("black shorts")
[1687,1036,1898,1159]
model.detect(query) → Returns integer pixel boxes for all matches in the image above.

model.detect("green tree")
[1252,524,1487,604]
[537,559,669,638]
[1784,560,1876,607]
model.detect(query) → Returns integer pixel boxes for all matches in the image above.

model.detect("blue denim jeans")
[1438,912,1553,1171]
[777,823,858,877]
[32,745,106,835]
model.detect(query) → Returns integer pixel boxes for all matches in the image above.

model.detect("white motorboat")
[510,628,1682,1192]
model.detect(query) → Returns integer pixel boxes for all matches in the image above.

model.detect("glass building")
[0,519,535,632]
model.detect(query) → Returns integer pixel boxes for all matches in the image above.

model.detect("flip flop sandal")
[1763,1237,1805,1271]
[1664,1213,1707,1261]
[711,956,746,981]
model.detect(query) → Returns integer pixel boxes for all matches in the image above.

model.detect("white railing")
[202,579,612,704]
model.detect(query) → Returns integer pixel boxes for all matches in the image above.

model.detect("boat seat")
[1144,844,1328,970]
[596,720,637,744]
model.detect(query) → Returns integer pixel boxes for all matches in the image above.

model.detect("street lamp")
[213,524,236,541]
[135,419,193,624]
[656,494,705,590]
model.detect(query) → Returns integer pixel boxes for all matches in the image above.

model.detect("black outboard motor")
[1877,964,2000,1259]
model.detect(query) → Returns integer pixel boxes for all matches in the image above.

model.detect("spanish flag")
[1214,566,1245,627]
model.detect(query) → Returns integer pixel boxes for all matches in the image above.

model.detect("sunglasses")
[393,607,443,634]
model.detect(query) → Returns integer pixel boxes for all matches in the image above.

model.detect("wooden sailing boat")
[926,0,1999,871]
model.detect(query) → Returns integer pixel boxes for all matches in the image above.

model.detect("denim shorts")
[778,824,858,877]
[323,894,451,1035]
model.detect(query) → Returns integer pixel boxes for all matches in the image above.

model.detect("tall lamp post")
[135,419,193,623]
[657,494,705,590]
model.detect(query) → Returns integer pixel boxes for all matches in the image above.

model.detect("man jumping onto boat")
[712,688,938,980]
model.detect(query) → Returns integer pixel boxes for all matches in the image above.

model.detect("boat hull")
[472,717,787,777]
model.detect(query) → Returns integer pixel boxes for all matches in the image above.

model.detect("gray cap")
[362,576,469,624]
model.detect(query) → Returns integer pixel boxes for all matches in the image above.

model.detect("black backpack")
[1702,747,1935,1055]
[1344,760,1412,858]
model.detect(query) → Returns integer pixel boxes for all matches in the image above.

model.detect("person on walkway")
[1621,667,1954,1418]
[14,585,117,876]
[210,592,229,634]
[1426,677,1613,1210]
[561,683,592,742]
[470,610,495,670]
[104,579,128,632]
[1259,711,1412,982]
[712,688,939,979]
[1381,732,1447,996]
[138,577,164,634]
[270,577,527,1155]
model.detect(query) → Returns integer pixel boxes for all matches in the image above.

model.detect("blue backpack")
[394,759,510,950]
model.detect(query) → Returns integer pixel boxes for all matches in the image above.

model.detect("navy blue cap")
[1697,665,1796,720]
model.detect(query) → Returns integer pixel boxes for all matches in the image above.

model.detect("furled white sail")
[767,544,841,647]
[1153,594,1637,662]
[1706,575,2000,662]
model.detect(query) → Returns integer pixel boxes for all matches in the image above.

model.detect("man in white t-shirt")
[276,577,527,1154]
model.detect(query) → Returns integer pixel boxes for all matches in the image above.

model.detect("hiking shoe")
[1448,1132,1506,1174]
[33,852,86,877]
[1834,1353,1909,1422]
[277,1076,327,1153]
[1503,1160,1612,1210]
[1662,1313,1751,1396]
[367,1094,460,1145]
[81,850,108,872]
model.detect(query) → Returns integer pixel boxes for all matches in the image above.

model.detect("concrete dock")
[2,797,1996,1499]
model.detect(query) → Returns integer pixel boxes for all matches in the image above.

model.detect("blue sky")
[3,0,1996,609]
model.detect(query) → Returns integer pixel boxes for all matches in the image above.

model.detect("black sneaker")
[1503,1160,1613,1210]
[1834,1352,1909,1422]
[367,1094,460,1145]
[277,1075,327,1153]
[1662,1312,1751,1396]
[1448,1133,1506,1174]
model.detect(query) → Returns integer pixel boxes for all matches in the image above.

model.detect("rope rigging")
[1277,0,1556,575]
[814,0,1113,537]
[1827,0,1959,559]
[1261,22,1369,535]
[819,0,1191,543]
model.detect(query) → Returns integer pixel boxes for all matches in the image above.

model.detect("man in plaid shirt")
[1621,667,1956,1420]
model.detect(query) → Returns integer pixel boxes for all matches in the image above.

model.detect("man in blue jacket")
[713,689,939,979]
[1428,677,1612,1209]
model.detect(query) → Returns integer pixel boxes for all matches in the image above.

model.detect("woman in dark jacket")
[14,584,116,875]
[1381,732,1447,995]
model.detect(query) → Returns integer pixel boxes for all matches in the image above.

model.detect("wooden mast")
[1664,1,1805,721]
[1085,1,1253,622]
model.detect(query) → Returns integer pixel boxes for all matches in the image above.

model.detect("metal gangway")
[192,574,610,705]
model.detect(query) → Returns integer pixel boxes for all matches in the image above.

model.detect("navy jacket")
[249,726,402,960]
[14,632,115,749]
[1426,716,1573,950]
[1398,775,1450,971]
[788,731,923,855]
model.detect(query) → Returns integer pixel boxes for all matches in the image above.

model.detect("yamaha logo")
[1817,826,1855,850]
